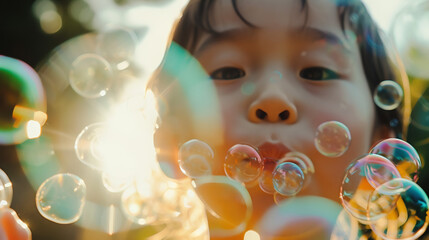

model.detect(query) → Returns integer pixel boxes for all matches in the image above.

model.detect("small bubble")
[374,80,403,111]
[314,121,351,157]
[340,154,401,222]
[36,173,86,224]
[224,144,263,184]
[0,169,13,208]
[178,139,214,178]
[74,122,106,171]
[272,162,304,197]
[69,53,113,98]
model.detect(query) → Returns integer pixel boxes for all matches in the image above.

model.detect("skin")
[156,0,384,238]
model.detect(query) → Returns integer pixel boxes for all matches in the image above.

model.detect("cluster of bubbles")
[339,138,428,240]
[69,27,138,99]
[179,138,316,202]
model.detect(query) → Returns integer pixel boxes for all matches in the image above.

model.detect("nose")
[248,87,297,124]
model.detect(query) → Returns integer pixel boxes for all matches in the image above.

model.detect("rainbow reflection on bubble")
[272,162,304,197]
[314,121,351,157]
[0,55,46,145]
[36,173,86,224]
[370,138,421,182]
[368,178,429,240]
[224,144,263,184]
[340,154,401,223]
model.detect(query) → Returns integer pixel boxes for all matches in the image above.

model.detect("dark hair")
[155,0,409,138]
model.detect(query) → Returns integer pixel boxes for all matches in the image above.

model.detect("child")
[150,0,409,239]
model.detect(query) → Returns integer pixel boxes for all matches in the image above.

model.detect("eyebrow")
[194,27,351,55]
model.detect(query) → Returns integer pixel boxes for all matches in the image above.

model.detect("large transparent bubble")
[178,139,214,178]
[340,154,401,223]
[314,121,351,157]
[192,175,252,238]
[0,56,46,145]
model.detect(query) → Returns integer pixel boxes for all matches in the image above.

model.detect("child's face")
[159,0,378,226]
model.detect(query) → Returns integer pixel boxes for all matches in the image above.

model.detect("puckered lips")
[258,142,290,161]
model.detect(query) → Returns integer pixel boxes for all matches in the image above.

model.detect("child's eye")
[299,67,339,81]
[210,67,246,80]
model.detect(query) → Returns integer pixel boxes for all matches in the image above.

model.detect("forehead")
[208,0,342,33]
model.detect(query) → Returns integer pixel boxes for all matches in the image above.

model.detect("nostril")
[279,110,290,121]
[256,109,267,120]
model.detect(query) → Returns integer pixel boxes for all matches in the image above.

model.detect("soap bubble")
[272,162,304,197]
[373,80,403,111]
[340,154,401,223]
[0,169,13,208]
[314,121,351,157]
[96,27,138,67]
[0,56,46,145]
[369,178,429,240]
[74,122,106,171]
[178,139,214,178]
[69,53,113,98]
[370,138,421,182]
[258,159,276,194]
[279,152,314,189]
[36,173,86,224]
[224,144,263,184]
[192,175,252,238]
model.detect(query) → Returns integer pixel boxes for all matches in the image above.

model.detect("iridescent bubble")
[0,56,46,145]
[340,154,401,223]
[192,175,252,238]
[69,53,113,98]
[258,159,276,194]
[369,178,429,240]
[279,152,314,189]
[224,144,263,184]
[74,122,106,171]
[370,138,421,182]
[314,121,351,157]
[373,80,403,111]
[0,169,13,208]
[96,27,138,67]
[35,173,86,224]
[178,139,214,178]
[272,162,304,197]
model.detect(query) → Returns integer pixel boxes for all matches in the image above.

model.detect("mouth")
[257,142,291,161]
